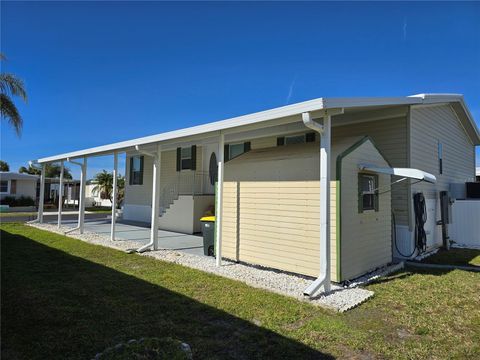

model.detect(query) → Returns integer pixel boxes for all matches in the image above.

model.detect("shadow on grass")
[1,229,332,360]
[419,248,480,267]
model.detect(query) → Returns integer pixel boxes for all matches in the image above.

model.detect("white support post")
[215,133,225,267]
[319,114,331,292]
[38,163,46,223]
[78,157,87,234]
[110,152,118,241]
[150,145,161,250]
[58,161,64,228]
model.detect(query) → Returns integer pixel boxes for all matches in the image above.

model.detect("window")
[0,180,9,193]
[358,173,378,212]
[129,156,144,185]
[181,147,192,170]
[225,142,251,161]
[176,145,197,171]
[438,141,443,175]
[277,132,315,146]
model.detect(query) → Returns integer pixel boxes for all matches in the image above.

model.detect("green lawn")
[0,212,37,218]
[1,223,479,359]
[421,248,480,267]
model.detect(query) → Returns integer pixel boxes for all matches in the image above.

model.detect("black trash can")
[200,216,215,256]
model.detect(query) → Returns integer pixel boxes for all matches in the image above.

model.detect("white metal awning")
[358,165,437,184]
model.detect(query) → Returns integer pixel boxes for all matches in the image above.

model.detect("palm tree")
[19,163,73,179]
[0,53,27,136]
[92,170,125,208]
[0,160,9,171]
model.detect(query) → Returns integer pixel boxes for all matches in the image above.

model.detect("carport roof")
[37,93,480,163]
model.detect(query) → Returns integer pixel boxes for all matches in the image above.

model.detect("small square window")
[285,134,306,145]
[229,143,245,160]
[359,173,378,212]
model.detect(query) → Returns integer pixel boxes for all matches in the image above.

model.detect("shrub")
[0,196,34,207]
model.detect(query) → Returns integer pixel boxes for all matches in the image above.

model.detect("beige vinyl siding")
[15,180,37,199]
[124,147,203,207]
[222,181,338,280]
[125,155,154,206]
[333,116,409,225]
[250,136,277,149]
[339,141,392,280]
[409,105,475,198]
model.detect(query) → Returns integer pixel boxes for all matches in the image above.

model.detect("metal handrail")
[159,171,213,216]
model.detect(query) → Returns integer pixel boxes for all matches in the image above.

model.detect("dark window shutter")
[224,144,230,162]
[191,145,197,170]
[10,180,16,194]
[139,156,144,185]
[176,148,181,172]
[244,141,251,152]
[277,137,285,146]
[129,157,133,185]
[306,132,316,143]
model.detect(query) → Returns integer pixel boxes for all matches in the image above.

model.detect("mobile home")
[35,94,479,295]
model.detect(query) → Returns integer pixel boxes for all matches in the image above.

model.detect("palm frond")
[0,53,6,61]
[0,73,27,102]
[0,93,23,136]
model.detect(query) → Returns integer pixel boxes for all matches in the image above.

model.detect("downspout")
[302,111,333,297]
[135,144,161,253]
[58,160,64,228]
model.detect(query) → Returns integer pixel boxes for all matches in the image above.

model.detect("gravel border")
[28,223,374,312]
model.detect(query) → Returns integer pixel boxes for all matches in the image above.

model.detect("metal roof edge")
[37,93,479,163]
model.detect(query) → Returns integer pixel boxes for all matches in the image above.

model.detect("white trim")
[358,165,437,184]
[36,94,479,163]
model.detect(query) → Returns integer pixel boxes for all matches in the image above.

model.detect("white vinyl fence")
[449,200,480,247]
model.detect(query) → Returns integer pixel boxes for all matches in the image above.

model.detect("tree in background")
[19,163,73,179]
[0,53,27,136]
[92,170,125,208]
[0,160,9,171]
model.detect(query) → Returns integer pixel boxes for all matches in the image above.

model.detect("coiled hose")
[393,192,427,257]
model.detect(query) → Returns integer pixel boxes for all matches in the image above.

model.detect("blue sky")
[1,1,479,178]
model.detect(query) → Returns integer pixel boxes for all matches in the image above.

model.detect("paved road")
[0,213,109,224]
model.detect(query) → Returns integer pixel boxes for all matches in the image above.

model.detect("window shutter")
[306,132,316,143]
[244,141,251,152]
[224,144,230,162]
[129,157,133,185]
[277,137,285,146]
[191,145,197,170]
[176,147,181,172]
[358,174,363,213]
[139,156,144,185]
[10,180,16,194]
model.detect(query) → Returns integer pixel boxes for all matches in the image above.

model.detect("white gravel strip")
[345,262,405,288]
[28,223,374,312]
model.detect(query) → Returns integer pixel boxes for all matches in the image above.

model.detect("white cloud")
[285,75,297,104]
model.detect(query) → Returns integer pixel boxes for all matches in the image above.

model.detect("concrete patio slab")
[50,218,205,256]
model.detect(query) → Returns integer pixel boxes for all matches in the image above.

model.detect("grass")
[421,248,480,267]
[2,223,479,360]
[0,212,37,217]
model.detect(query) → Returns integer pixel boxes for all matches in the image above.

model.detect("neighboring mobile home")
[35,94,479,295]
[0,172,38,201]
